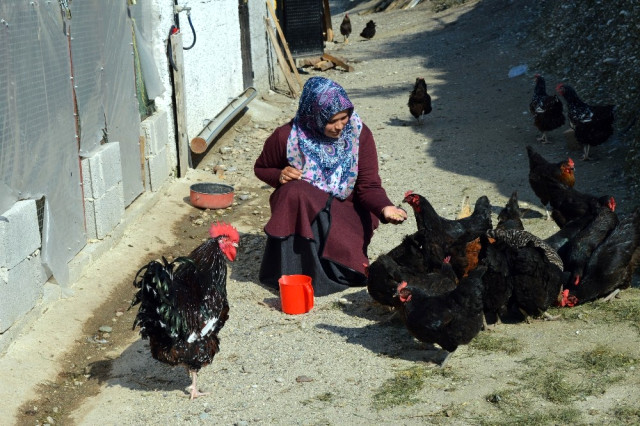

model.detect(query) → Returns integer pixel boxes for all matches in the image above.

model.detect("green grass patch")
[612,404,640,424]
[479,406,583,426]
[575,344,636,373]
[372,366,429,409]
[469,332,522,355]
[561,289,640,333]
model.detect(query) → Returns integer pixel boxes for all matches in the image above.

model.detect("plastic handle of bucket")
[303,279,314,310]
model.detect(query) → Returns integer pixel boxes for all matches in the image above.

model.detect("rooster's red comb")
[567,158,575,168]
[403,190,414,198]
[209,221,239,242]
[397,281,408,291]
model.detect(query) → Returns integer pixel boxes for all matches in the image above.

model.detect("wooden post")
[170,32,192,176]
[266,0,303,88]
[265,17,299,97]
[322,0,333,42]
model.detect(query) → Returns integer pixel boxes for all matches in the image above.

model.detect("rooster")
[529,74,565,144]
[360,20,376,40]
[394,266,487,367]
[556,83,615,161]
[130,222,239,399]
[339,13,351,43]
[408,77,432,123]
[561,206,640,306]
[526,145,575,220]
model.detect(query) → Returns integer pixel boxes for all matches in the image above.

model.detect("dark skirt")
[259,200,367,297]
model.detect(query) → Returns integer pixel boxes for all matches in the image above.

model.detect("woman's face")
[324,110,350,138]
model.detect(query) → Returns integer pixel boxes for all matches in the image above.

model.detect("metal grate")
[280,0,324,58]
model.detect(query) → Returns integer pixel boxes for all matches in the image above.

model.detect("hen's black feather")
[404,192,492,242]
[556,83,614,160]
[529,75,565,142]
[339,14,351,42]
[486,229,564,320]
[360,20,376,39]
[408,77,432,122]
[566,206,640,304]
[396,266,487,355]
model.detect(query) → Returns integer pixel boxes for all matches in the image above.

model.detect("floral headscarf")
[286,77,362,199]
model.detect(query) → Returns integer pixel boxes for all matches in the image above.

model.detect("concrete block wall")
[0,200,47,334]
[81,142,125,240]
[140,110,172,192]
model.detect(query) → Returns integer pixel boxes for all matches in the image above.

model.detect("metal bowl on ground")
[189,183,234,209]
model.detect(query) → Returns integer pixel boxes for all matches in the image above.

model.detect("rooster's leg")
[187,369,209,399]
[582,145,591,161]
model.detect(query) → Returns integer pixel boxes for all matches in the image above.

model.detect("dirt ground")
[4,0,640,424]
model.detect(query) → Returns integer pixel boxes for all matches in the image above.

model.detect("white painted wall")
[147,0,274,164]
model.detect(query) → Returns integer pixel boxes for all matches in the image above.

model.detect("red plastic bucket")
[278,274,314,314]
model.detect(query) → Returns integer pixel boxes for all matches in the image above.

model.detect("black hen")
[360,20,376,40]
[562,206,640,306]
[131,222,239,399]
[367,231,457,308]
[408,77,432,123]
[556,83,615,160]
[486,229,564,322]
[339,13,351,43]
[403,191,492,242]
[561,203,619,289]
[526,145,575,220]
[529,74,565,144]
[547,185,615,229]
[496,191,524,231]
[395,266,487,367]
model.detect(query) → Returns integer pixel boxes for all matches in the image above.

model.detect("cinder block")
[145,147,171,192]
[0,251,47,333]
[140,110,169,156]
[81,142,123,198]
[84,182,125,239]
[0,200,41,270]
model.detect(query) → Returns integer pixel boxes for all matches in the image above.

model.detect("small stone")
[98,326,112,333]
[295,375,313,383]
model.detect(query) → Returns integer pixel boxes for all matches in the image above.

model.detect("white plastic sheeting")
[72,0,143,205]
[0,1,150,287]
[0,2,85,285]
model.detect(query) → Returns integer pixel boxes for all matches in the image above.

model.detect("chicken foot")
[602,288,621,302]
[187,369,209,399]
[582,144,592,161]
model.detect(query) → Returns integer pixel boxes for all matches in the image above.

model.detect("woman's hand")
[279,166,302,184]
[381,206,407,224]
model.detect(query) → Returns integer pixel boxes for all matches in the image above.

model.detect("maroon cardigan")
[254,122,394,274]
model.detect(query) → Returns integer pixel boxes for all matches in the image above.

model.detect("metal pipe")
[190,87,258,154]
